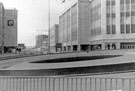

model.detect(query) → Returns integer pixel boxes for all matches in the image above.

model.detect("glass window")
[131,0,135,3]
[121,24,125,33]
[112,25,116,34]
[106,0,110,6]
[120,12,124,17]
[107,13,110,18]
[111,0,115,5]
[126,24,130,33]
[120,0,124,4]
[126,0,130,4]
[107,25,111,34]
[131,11,135,16]
[131,24,135,33]
[112,13,116,18]
[126,12,130,17]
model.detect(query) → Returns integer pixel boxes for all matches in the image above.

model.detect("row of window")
[121,24,135,33]
[120,0,135,4]
[120,4,135,12]
[107,13,116,18]
[92,11,101,22]
[106,25,116,34]
[106,0,115,6]
[108,12,135,19]
[91,27,101,37]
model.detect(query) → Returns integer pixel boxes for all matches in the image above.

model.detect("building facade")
[50,24,59,53]
[0,3,18,53]
[0,3,4,53]
[36,35,48,48]
[90,0,135,50]
[4,9,18,52]
[59,0,91,52]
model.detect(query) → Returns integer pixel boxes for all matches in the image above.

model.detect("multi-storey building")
[59,0,91,52]
[0,3,18,53]
[0,3,4,53]
[36,35,48,48]
[50,24,59,53]
[4,9,18,52]
[90,0,135,50]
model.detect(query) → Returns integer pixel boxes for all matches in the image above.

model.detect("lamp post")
[48,0,50,53]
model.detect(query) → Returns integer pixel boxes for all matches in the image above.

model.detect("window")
[131,0,135,3]
[120,12,124,17]
[111,0,115,5]
[112,13,116,18]
[131,11,135,16]
[131,24,135,33]
[107,25,111,34]
[121,24,125,33]
[126,0,130,4]
[126,12,130,17]
[107,13,110,18]
[126,24,130,33]
[120,0,124,4]
[106,0,110,6]
[112,25,116,34]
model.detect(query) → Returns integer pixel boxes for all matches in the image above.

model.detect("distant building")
[0,3,18,53]
[59,0,91,52]
[18,44,26,49]
[36,35,48,52]
[50,24,59,53]
[4,9,18,52]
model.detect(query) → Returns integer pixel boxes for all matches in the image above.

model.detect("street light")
[48,0,50,53]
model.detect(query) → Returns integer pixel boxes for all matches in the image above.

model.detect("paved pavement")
[1,49,135,70]
[0,49,133,70]
[0,50,134,76]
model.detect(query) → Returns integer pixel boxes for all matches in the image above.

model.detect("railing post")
[122,79,124,91]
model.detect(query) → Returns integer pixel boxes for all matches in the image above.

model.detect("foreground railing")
[0,76,135,91]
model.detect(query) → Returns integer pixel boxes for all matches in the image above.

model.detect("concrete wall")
[4,9,17,47]
[0,3,4,52]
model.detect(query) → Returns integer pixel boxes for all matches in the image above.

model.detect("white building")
[59,0,91,52]
[50,24,59,53]
[90,0,135,50]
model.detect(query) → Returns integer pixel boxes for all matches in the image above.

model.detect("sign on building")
[7,20,14,26]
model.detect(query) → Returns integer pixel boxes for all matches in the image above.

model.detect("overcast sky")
[0,0,73,46]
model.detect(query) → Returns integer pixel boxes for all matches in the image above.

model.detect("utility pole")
[48,0,50,53]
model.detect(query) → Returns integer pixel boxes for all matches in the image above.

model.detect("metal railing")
[0,76,135,91]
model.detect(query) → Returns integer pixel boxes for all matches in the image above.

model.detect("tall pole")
[48,0,50,53]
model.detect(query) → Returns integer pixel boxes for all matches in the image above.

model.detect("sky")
[0,0,73,47]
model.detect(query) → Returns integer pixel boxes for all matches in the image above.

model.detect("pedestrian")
[86,46,90,53]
